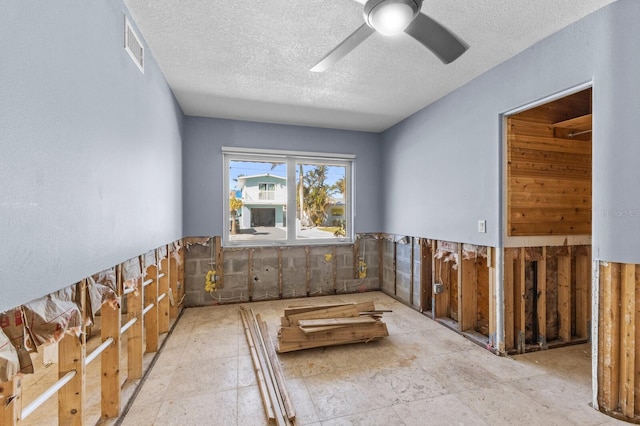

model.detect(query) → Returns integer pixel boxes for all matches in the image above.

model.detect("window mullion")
[286,157,297,243]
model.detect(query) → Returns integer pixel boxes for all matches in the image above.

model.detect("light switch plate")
[478,220,486,233]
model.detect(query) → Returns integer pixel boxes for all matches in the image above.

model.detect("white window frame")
[223,147,355,247]
[258,182,276,201]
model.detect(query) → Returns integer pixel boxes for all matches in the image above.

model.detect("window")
[258,183,276,200]
[223,148,354,246]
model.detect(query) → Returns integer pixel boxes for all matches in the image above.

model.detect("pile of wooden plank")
[277,301,390,353]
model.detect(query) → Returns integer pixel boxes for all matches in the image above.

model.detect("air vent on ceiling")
[124,16,144,73]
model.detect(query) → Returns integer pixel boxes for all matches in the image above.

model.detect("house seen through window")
[224,149,353,246]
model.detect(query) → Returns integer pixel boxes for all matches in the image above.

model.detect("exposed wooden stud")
[100,298,121,419]
[598,261,606,406]
[332,246,337,295]
[488,248,497,345]
[57,334,84,425]
[557,250,572,342]
[215,236,224,289]
[305,247,311,296]
[353,238,360,279]
[536,247,547,347]
[58,280,86,426]
[393,240,398,296]
[248,248,254,302]
[431,240,437,316]
[619,263,635,417]
[503,249,515,351]
[169,251,180,319]
[410,237,415,306]
[518,247,526,353]
[420,239,433,314]
[576,251,591,339]
[634,263,640,415]
[158,258,170,334]
[460,257,477,332]
[1,377,21,426]
[434,243,450,319]
[177,243,185,305]
[599,262,620,411]
[127,260,144,380]
[278,248,283,298]
[378,235,384,293]
[144,264,159,353]
[457,245,464,328]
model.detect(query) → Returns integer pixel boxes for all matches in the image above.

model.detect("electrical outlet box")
[478,220,486,233]
[433,282,445,294]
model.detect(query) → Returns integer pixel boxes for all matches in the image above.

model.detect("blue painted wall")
[0,1,184,312]
[182,117,383,237]
[381,0,640,263]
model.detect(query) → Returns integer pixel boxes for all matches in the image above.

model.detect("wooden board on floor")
[297,317,377,327]
[278,323,389,353]
[287,305,359,326]
[284,301,375,317]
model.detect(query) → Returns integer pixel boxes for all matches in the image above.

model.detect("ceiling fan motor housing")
[363,0,422,31]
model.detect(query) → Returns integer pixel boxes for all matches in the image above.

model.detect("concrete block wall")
[395,241,412,303]
[412,240,422,309]
[349,237,380,293]
[381,239,395,295]
[380,237,422,309]
[184,235,381,306]
[183,241,217,306]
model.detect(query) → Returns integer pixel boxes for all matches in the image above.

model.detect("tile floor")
[122,291,623,425]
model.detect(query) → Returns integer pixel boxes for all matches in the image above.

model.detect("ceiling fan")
[311,0,468,72]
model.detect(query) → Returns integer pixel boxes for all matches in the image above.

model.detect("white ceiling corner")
[123,0,618,133]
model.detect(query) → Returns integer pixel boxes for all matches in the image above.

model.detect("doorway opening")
[503,86,592,354]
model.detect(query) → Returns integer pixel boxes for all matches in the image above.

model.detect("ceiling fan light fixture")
[366,0,419,36]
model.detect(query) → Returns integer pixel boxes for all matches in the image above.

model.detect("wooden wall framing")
[503,245,591,353]
[0,242,184,425]
[597,260,640,421]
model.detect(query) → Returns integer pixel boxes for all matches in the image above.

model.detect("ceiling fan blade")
[404,13,468,64]
[311,23,375,72]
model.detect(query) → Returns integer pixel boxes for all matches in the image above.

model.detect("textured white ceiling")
[124,0,617,132]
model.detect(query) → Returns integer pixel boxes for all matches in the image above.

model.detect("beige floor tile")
[117,291,621,426]
[237,385,270,426]
[457,382,573,425]
[121,401,162,426]
[413,350,501,394]
[132,365,176,405]
[153,389,237,426]
[184,332,239,361]
[393,393,489,426]
[302,367,394,420]
[168,356,238,400]
[511,373,608,425]
[320,406,405,426]
[365,364,448,405]
[278,347,341,378]
[286,377,320,425]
